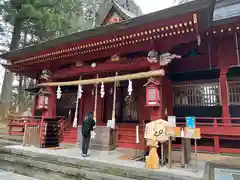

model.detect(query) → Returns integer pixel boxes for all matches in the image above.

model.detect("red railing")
[116,118,240,154]
[8,115,42,135]
[176,117,240,136]
[175,117,240,154]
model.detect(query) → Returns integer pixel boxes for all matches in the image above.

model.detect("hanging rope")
[38,70,164,87]
[93,74,99,122]
[111,72,118,129]
[73,76,81,127]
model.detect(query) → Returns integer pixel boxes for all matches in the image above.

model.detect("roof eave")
[1,0,215,61]
[213,16,240,27]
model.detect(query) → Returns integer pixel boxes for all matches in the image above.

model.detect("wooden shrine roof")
[0,0,215,63]
[95,0,137,26]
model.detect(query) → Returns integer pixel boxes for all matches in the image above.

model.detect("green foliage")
[1,0,88,42]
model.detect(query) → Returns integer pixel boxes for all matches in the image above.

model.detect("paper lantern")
[143,78,160,107]
[36,88,50,110]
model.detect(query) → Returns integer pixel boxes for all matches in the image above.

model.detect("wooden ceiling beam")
[52,58,151,80]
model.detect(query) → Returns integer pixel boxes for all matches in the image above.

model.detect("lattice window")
[115,85,139,122]
[228,81,240,105]
[173,82,220,106]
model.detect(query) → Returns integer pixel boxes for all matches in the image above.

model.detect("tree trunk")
[18,30,27,113]
[18,74,23,112]
[0,18,22,119]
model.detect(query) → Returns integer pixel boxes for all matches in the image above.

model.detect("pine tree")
[0,0,86,118]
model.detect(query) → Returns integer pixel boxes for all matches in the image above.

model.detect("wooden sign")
[144,119,175,143]
[184,128,201,139]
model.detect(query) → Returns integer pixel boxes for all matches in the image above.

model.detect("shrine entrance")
[104,79,141,124]
[56,86,78,124]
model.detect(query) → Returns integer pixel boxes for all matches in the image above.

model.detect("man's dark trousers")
[82,134,91,155]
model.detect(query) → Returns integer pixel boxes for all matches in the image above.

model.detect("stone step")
[0,135,23,143]
[0,152,135,180]
[0,147,202,180]
[0,139,20,147]
[59,143,76,149]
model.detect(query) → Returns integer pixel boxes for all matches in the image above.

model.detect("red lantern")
[36,88,51,110]
[143,78,160,107]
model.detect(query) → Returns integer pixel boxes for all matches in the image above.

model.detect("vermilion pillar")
[164,77,173,117]
[219,67,230,124]
[31,95,37,118]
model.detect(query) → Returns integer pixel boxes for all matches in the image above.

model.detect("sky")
[136,0,176,14]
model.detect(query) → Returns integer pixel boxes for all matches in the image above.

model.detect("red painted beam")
[52,58,151,80]
[199,127,240,136]
[219,148,240,154]
[26,41,152,66]
[22,31,197,67]
[172,144,215,152]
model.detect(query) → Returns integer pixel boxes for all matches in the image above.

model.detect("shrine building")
[1,0,240,154]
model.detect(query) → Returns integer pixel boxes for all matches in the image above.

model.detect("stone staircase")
[0,124,22,145]
[0,147,202,180]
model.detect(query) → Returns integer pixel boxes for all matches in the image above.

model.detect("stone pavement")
[214,168,240,180]
[0,169,38,180]
[3,145,205,179]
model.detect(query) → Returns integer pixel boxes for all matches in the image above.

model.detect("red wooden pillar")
[31,94,37,118]
[213,118,220,153]
[165,77,173,116]
[214,136,220,154]
[219,67,230,124]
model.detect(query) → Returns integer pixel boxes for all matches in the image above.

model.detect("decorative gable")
[105,12,123,25]
[95,0,137,27]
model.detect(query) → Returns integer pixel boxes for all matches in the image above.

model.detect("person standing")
[81,112,96,157]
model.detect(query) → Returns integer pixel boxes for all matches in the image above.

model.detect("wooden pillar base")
[214,136,220,154]
[219,68,231,124]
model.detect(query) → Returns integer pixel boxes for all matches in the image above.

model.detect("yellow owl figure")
[144,119,175,169]
[146,135,160,169]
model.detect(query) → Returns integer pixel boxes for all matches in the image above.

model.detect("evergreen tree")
[0,0,86,118]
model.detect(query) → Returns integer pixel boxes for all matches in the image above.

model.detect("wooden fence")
[23,125,40,147]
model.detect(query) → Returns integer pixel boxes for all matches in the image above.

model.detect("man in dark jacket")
[82,112,96,157]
